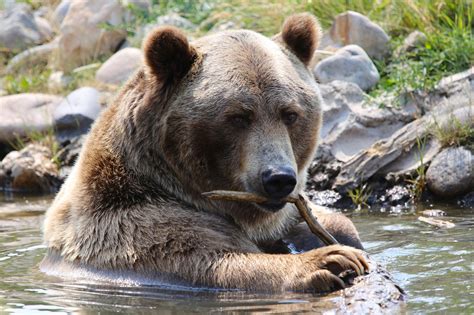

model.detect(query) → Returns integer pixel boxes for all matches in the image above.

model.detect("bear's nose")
[261,166,297,200]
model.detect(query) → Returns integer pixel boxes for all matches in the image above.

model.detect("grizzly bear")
[41,13,367,292]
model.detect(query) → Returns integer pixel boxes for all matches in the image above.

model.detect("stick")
[294,194,339,245]
[202,190,339,246]
[417,216,455,229]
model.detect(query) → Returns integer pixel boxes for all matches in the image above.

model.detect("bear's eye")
[229,115,251,129]
[282,112,298,125]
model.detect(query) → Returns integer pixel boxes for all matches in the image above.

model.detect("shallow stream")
[0,195,472,314]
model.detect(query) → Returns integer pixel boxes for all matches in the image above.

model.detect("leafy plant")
[3,69,51,94]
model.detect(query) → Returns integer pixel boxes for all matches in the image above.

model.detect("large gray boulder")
[53,87,103,139]
[0,4,51,51]
[0,94,63,143]
[96,47,143,85]
[315,45,379,91]
[55,0,126,71]
[426,147,474,198]
[52,0,71,27]
[321,11,390,60]
[319,81,419,163]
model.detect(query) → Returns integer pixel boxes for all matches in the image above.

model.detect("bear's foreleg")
[283,213,364,252]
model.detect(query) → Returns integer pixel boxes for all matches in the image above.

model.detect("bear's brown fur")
[42,13,367,292]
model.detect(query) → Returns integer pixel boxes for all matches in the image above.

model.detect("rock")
[135,13,197,44]
[396,31,427,56]
[312,50,335,66]
[0,94,63,143]
[2,0,17,11]
[0,144,61,193]
[406,66,474,113]
[306,190,342,207]
[33,6,50,18]
[382,136,441,182]
[326,256,405,312]
[319,81,417,163]
[48,71,72,90]
[53,87,103,140]
[52,0,71,27]
[315,45,380,91]
[458,191,474,208]
[96,47,143,85]
[383,185,411,205]
[333,103,471,191]
[0,4,51,52]
[156,13,197,30]
[426,147,473,198]
[422,209,446,217]
[323,11,390,60]
[117,39,131,50]
[324,68,473,191]
[55,0,126,71]
[122,0,151,10]
[34,15,53,40]
[5,41,57,73]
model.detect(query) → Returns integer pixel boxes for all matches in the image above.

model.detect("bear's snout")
[261,165,297,200]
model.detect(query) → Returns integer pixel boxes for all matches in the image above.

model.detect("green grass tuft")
[431,115,474,149]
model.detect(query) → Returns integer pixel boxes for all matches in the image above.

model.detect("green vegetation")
[3,68,51,94]
[431,114,474,149]
[3,0,472,99]
[407,137,428,200]
[202,0,473,101]
[348,184,371,209]
[119,0,473,98]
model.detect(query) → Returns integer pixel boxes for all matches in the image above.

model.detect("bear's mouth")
[257,200,287,212]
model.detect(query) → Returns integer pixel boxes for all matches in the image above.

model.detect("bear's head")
[138,14,322,217]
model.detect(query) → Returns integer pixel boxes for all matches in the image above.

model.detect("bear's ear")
[143,26,197,85]
[275,13,321,66]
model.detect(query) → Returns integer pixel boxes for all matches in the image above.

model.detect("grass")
[406,137,428,200]
[3,0,471,96]
[3,68,51,94]
[211,0,473,99]
[431,114,474,149]
[348,184,371,209]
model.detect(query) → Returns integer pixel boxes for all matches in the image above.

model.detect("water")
[0,196,472,314]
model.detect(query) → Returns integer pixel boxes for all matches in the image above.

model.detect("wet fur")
[42,14,366,292]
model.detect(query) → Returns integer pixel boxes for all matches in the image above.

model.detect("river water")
[0,195,472,314]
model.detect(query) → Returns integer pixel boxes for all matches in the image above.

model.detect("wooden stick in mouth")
[202,190,339,246]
